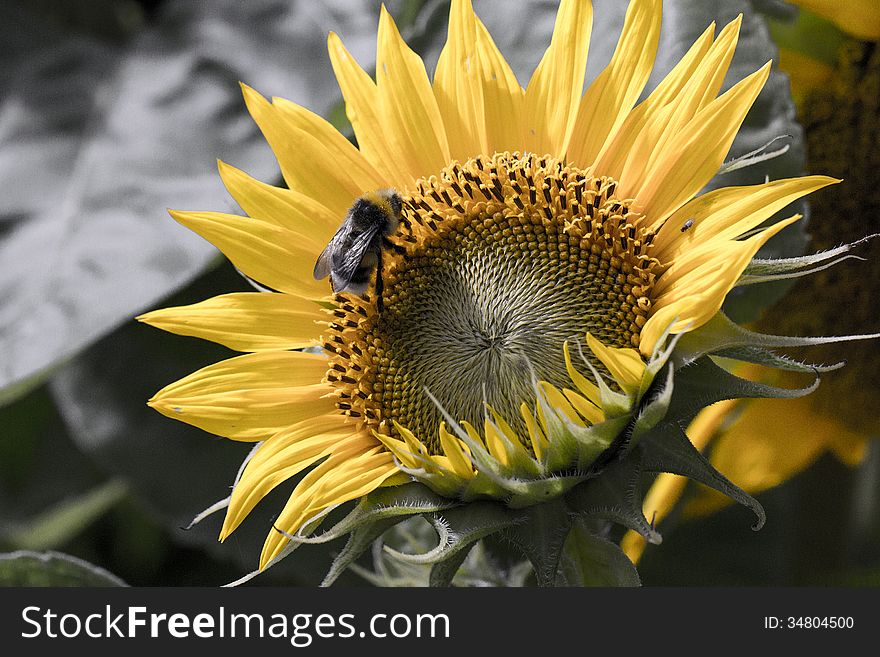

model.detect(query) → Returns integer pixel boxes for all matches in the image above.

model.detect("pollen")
[323,152,659,449]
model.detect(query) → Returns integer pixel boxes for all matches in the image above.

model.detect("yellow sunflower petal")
[221,419,360,539]
[377,6,451,178]
[522,0,593,156]
[168,209,326,298]
[563,341,601,403]
[260,446,399,568]
[240,84,369,216]
[630,62,771,222]
[593,22,716,180]
[486,405,533,463]
[652,214,802,299]
[483,419,511,466]
[586,333,645,395]
[148,351,334,441]
[136,293,324,352]
[473,14,524,152]
[327,32,412,186]
[432,0,525,157]
[439,422,476,478]
[372,432,418,469]
[568,0,662,167]
[539,381,587,427]
[640,215,801,353]
[616,16,742,191]
[433,0,488,158]
[561,388,605,425]
[651,175,839,258]
[519,402,548,460]
[217,160,341,238]
[271,94,384,192]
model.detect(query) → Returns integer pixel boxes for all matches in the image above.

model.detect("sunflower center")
[323,152,658,449]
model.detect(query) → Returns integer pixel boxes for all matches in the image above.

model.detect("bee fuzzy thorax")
[313,189,403,299]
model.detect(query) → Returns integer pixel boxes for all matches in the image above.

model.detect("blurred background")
[1,0,878,586]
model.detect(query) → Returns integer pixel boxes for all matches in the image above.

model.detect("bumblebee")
[313,189,403,310]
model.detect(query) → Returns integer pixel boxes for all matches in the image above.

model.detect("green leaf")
[0,551,127,587]
[557,524,641,587]
[0,0,392,403]
[4,480,128,551]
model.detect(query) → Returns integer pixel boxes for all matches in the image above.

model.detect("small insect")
[313,189,403,311]
[680,218,695,232]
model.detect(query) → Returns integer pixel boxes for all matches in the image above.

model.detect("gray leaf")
[0,550,127,586]
[0,0,386,403]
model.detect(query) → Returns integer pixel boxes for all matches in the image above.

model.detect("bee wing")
[331,224,383,292]
[313,221,353,280]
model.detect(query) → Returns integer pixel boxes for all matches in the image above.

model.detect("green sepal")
[385,502,524,572]
[715,346,844,373]
[628,364,675,449]
[323,516,409,587]
[639,422,766,530]
[675,312,880,367]
[556,524,641,587]
[428,543,476,587]
[565,452,662,545]
[290,482,456,547]
[312,483,458,586]
[666,356,819,427]
[738,234,878,286]
[500,499,572,587]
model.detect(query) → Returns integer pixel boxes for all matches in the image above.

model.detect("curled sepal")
[286,481,456,547]
[556,523,640,587]
[565,451,662,546]
[264,482,455,587]
[382,502,526,587]
[639,422,766,531]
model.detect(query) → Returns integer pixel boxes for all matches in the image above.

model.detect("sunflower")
[140,0,838,578]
